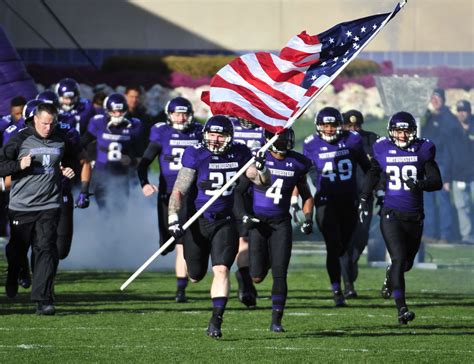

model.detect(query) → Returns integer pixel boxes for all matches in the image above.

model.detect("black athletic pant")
[316,198,358,285]
[340,196,374,285]
[7,208,60,302]
[380,207,423,293]
[248,216,292,297]
[184,215,238,281]
[56,190,74,260]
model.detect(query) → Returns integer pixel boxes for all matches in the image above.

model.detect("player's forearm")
[418,160,443,192]
[80,159,92,192]
[298,180,313,220]
[246,165,271,186]
[169,167,195,215]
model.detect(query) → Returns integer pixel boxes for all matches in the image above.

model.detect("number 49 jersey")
[252,150,311,218]
[373,137,436,213]
[303,131,368,201]
[149,122,203,194]
[181,143,252,214]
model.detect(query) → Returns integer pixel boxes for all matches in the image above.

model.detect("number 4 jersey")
[303,131,369,202]
[373,137,436,213]
[252,150,312,218]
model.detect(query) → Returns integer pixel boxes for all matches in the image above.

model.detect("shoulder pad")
[375,136,387,143]
[304,134,315,143]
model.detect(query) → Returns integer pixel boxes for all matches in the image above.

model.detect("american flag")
[202,2,404,133]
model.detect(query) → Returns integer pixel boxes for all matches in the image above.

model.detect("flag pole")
[120,0,407,291]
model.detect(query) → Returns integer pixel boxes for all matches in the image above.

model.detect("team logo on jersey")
[338,142,346,148]
[286,162,293,167]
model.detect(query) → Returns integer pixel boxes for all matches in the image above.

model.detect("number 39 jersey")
[303,131,367,201]
[149,122,203,194]
[252,151,311,218]
[181,143,252,214]
[373,137,436,213]
[87,114,142,172]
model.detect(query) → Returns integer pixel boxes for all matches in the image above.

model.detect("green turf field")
[1,244,473,363]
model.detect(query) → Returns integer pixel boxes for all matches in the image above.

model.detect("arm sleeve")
[418,159,443,192]
[137,142,162,187]
[80,131,96,149]
[360,157,383,200]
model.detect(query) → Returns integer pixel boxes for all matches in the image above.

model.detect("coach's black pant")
[380,207,423,292]
[316,198,358,285]
[249,215,292,297]
[340,196,374,285]
[184,215,239,281]
[6,208,60,302]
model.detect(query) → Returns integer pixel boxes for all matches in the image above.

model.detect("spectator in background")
[92,91,107,115]
[448,100,474,244]
[125,85,152,155]
[421,88,456,243]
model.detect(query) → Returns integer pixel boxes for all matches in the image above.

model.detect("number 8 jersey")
[372,137,436,213]
[303,131,369,202]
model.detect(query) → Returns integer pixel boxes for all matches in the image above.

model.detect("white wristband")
[168,213,179,225]
[291,195,298,205]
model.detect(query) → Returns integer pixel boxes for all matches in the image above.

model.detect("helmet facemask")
[388,126,417,149]
[316,121,342,143]
[204,131,232,155]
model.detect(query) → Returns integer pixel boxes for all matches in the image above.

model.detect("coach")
[1,102,75,315]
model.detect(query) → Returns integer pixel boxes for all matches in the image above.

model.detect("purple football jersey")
[59,98,95,134]
[149,122,203,194]
[3,118,26,146]
[303,131,366,200]
[253,150,311,218]
[181,142,252,214]
[87,114,142,173]
[373,137,436,213]
[231,119,265,152]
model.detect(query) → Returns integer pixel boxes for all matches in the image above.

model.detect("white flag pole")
[120,1,406,291]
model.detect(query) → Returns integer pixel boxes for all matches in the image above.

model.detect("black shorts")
[248,215,292,279]
[183,215,239,281]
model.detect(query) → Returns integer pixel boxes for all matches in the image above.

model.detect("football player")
[359,111,442,324]
[339,110,380,298]
[137,97,202,303]
[235,128,313,332]
[230,117,265,308]
[81,93,142,211]
[303,107,370,307]
[0,96,26,147]
[55,78,96,135]
[167,115,270,339]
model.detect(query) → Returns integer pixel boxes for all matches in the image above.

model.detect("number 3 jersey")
[181,143,252,215]
[149,122,203,194]
[87,114,142,172]
[303,131,369,203]
[372,137,436,213]
[252,151,311,218]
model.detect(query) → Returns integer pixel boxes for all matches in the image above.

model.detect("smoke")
[61,176,175,271]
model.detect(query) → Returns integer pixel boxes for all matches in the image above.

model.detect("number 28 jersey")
[373,137,436,213]
[181,143,252,214]
[303,131,367,201]
[253,151,311,218]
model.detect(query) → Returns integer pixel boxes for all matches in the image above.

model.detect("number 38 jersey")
[181,143,252,214]
[303,131,368,201]
[252,151,311,218]
[87,114,142,172]
[149,122,203,194]
[373,137,436,213]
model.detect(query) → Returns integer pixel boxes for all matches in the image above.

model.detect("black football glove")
[168,214,184,240]
[403,178,420,191]
[254,151,266,171]
[300,220,313,235]
[358,198,370,224]
[242,215,260,230]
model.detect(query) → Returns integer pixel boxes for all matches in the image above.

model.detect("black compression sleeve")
[360,157,382,200]
[233,175,252,219]
[418,159,443,192]
[137,142,161,187]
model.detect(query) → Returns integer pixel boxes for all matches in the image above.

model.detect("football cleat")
[333,290,347,307]
[269,323,285,333]
[398,307,415,325]
[381,266,392,299]
[206,316,223,339]
[344,283,358,299]
[235,271,257,308]
[18,268,31,289]
[36,302,56,316]
[175,290,187,303]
